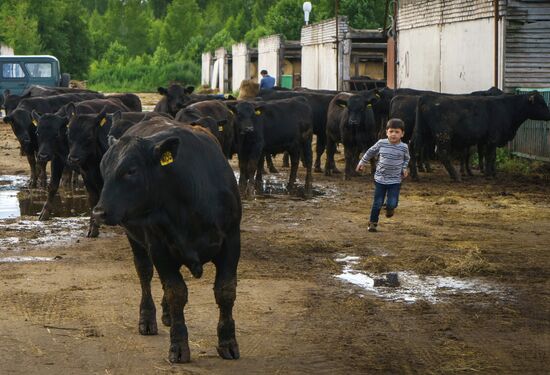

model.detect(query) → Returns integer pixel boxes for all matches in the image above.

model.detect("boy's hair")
[386,118,405,131]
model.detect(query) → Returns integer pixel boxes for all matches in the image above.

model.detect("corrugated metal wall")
[509,89,550,162]
[504,0,550,91]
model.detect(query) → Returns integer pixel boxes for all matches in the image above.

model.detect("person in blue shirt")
[259,69,275,89]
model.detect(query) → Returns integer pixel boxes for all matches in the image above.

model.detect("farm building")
[0,43,14,55]
[231,42,258,91]
[257,34,302,89]
[393,0,550,160]
[301,17,388,91]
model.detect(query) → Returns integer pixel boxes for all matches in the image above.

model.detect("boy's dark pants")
[370,182,401,223]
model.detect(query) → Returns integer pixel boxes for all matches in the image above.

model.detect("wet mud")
[0,94,549,374]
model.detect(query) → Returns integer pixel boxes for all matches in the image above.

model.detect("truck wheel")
[60,73,71,87]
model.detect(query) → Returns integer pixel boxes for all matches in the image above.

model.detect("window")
[2,63,26,78]
[25,63,52,78]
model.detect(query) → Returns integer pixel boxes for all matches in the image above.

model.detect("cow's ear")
[66,103,77,118]
[528,94,536,104]
[226,94,236,100]
[108,135,118,147]
[3,115,12,124]
[96,108,108,127]
[158,87,168,96]
[153,137,180,167]
[335,99,348,108]
[225,103,237,115]
[185,86,195,94]
[112,110,122,123]
[31,110,41,126]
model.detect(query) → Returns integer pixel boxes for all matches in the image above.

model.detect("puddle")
[0,175,90,219]
[234,172,337,199]
[335,255,506,303]
[0,256,57,263]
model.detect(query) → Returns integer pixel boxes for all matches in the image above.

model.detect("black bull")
[93,120,241,363]
[413,92,550,181]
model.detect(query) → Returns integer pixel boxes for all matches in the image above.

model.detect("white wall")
[215,48,228,93]
[232,43,249,91]
[201,52,212,86]
[258,35,281,84]
[301,43,337,90]
[440,18,494,93]
[397,26,441,91]
[397,18,498,93]
[0,43,14,55]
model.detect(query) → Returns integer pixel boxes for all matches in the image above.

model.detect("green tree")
[264,0,305,41]
[0,1,42,54]
[161,0,201,54]
[149,0,172,18]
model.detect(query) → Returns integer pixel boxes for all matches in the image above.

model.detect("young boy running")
[356,119,410,232]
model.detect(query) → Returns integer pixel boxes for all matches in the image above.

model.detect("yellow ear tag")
[255,110,261,115]
[160,151,174,166]
[218,126,224,132]
[338,104,346,108]
[376,94,381,98]
[367,104,373,108]
[229,110,235,115]
[32,119,38,126]
[99,118,107,127]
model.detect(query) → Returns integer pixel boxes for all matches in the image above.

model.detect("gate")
[509,89,550,162]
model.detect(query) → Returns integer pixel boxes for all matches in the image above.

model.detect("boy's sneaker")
[385,208,395,218]
[368,222,378,232]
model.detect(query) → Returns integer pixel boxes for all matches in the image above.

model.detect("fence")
[508,88,550,162]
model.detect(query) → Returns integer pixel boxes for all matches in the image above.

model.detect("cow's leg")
[151,247,190,363]
[344,146,355,180]
[38,160,48,188]
[302,137,313,198]
[282,151,290,168]
[438,144,461,182]
[408,141,419,181]
[265,153,278,173]
[314,133,326,173]
[478,143,485,173]
[255,154,265,193]
[287,150,300,193]
[238,158,248,195]
[39,156,64,220]
[213,228,240,360]
[127,235,158,335]
[26,154,38,188]
[465,147,474,176]
[246,158,258,198]
[324,138,336,176]
[484,144,497,178]
[81,170,101,238]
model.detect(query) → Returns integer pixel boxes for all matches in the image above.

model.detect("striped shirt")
[359,139,410,185]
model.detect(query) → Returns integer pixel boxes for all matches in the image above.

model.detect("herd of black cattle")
[1,82,549,363]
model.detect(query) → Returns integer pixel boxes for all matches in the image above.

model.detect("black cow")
[175,100,235,158]
[390,87,505,179]
[227,97,313,198]
[92,119,241,363]
[108,111,173,139]
[2,92,104,187]
[35,99,130,237]
[325,92,379,180]
[413,92,550,181]
[257,90,335,172]
[154,84,195,116]
[106,93,142,112]
[2,86,99,116]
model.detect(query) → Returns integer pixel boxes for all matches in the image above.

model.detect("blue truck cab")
[0,55,70,95]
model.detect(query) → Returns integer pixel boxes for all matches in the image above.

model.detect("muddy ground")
[0,95,549,374]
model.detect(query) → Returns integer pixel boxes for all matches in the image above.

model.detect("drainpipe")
[494,0,499,88]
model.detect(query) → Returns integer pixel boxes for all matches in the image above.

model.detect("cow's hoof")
[139,317,158,335]
[217,339,240,360]
[28,180,37,189]
[344,175,351,181]
[332,168,341,174]
[314,167,323,173]
[169,342,191,363]
[268,167,279,174]
[38,208,50,221]
[86,225,99,238]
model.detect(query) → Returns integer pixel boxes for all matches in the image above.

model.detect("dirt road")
[1,96,549,374]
